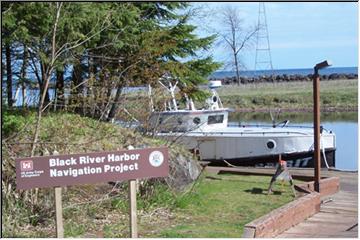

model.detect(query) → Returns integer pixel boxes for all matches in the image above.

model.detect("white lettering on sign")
[49,157,77,167]
[50,166,102,178]
[16,147,168,189]
[79,156,105,164]
[104,163,139,173]
[107,153,140,162]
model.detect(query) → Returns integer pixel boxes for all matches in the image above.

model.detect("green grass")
[229,111,357,123]
[215,79,358,111]
[141,172,295,238]
[1,110,180,238]
[3,109,297,238]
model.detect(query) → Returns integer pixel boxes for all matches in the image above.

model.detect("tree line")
[2,2,221,121]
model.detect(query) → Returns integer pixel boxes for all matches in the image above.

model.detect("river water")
[229,111,358,170]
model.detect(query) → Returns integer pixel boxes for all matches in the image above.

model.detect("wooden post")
[54,187,64,238]
[52,150,64,238]
[129,179,138,238]
[313,71,321,192]
[127,145,138,238]
[313,61,331,192]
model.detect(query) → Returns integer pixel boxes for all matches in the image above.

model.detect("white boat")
[149,80,336,167]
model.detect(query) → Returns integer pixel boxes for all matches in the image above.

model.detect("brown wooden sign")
[16,147,169,190]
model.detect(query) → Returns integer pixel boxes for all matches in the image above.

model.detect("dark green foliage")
[1,4,221,236]
[2,2,220,116]
[2,107,33,137]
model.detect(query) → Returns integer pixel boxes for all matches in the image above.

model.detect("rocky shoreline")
[210,73,358,84]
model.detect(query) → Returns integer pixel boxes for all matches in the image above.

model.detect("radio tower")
[254,3,274,73]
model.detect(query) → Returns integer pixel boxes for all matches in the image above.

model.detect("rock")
[165,148,201,191]
[347,73,357,79]
[328,73,340,80]
[212,72,357,85]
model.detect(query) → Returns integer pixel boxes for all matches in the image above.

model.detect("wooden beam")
[129,179,138,238]
[54,187,64,238]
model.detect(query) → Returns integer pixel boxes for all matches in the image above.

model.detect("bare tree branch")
[219,6,259,85]
[235,26,259,55]
[31,2,63,156]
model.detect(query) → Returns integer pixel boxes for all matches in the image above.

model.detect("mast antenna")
[254,3,274,74]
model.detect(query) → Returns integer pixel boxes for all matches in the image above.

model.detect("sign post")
[129,179,138,238]
[127,145,138,238]
[54,187,64,238]
[51,151,64,238]
[16,147,169,238]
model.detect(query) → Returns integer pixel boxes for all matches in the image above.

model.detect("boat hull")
[156,126,336,167]
[204,148,336,168]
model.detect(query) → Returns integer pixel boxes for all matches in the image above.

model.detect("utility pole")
[254,3,274,74]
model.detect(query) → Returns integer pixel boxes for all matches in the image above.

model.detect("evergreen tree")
[2,2,220,119]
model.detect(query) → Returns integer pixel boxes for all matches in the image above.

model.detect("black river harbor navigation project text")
[49,153,140,177]
[16,147,169,190]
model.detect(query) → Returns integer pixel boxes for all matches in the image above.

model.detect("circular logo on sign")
[149,151,164,167]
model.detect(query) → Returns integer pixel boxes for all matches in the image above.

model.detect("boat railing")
[228,122,315,129]
[188,130,312,136]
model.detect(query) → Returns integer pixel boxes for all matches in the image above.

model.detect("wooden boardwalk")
[277,190,358,238]
[205,166,358,238]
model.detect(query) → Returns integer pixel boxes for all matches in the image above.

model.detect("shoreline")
[216,79,357,113]
[210,73,358,85]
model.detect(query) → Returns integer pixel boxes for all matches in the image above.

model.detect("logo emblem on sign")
[20,160,33,171]
[149,151,164,167]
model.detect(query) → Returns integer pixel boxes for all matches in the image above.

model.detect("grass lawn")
[4,172,295,238]
[3,109,297,238]
[216,79,357,111]
[141,172,295,238]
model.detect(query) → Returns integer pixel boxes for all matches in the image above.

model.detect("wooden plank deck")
[277,190,358,238]
[205,166,358,238]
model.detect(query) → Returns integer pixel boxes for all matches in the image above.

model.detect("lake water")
[11,87,147,107]
[229,112,358,170]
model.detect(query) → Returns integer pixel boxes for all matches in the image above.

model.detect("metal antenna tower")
[254,3,274,73]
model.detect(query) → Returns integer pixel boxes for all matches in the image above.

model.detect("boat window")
[208,115,224,124]
[212,96,218,103]
[177,118,183,125]
[266,139,276,149]
[193,117,201,125]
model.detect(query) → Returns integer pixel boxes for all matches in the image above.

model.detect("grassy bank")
[228,111,358,123]
[2,110,295,237]
[2,110,174,237]
[216,79,358,111]
[60,172,295,238]
[149,172,294,238]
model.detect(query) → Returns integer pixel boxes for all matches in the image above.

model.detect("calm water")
[12,87,146,107]
[229,112,358,170]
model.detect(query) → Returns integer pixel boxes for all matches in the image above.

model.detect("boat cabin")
[149,109,230,133]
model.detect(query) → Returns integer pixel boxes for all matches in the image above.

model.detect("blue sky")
[190,2,358,70]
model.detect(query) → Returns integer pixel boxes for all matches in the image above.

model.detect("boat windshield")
[208,115,224,124]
